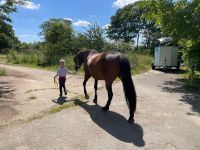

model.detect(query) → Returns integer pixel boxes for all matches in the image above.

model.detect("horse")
[74,49,137,123]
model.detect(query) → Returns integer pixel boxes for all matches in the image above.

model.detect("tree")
[72,32,89,51]
[0,0,26,52]
[108,2,146,50]
[73,23,105,51]
[85,23,105,51]
[40,18,73,64]
[144,0,200,76]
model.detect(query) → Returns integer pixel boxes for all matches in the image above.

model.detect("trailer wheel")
[176,62,180,71]
[152,63,155,70]
[176,65,180,71]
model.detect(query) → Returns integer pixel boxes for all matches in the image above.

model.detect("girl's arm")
[67,68,76,74]
[54,69,59,82]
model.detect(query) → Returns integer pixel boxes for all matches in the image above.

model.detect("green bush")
[103,41,134,52]
[7,50,39,64]
[6,49,152,75]
[0,68,6,76]
[7,49,76,70]
[179,39,200,78]
[126,52,152,75]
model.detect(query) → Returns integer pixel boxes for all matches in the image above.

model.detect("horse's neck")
[89,50,98,55]
[87,51,99,59]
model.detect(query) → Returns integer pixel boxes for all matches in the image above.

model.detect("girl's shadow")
[74,99,145,147]
[52,96,67,105]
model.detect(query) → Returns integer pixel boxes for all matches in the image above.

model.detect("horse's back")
[87,51,122,81]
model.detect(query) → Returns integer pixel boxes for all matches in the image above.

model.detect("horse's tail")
[119,55,137,117]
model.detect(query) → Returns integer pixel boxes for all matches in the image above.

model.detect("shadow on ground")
[155,68,187,74]
[162,78,200,114]
[52,96,67,105]
[74,99,145,147]
[0,81,17,122]
[0,81,15,99]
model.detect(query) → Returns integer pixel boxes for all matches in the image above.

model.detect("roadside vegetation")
[0,68,6,76]
[0,54,7,63]
[6,50,152,74]
[0,0,199,83]
[183,71,200,91]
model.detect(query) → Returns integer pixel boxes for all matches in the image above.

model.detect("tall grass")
[0,54,7,63]
[0,68,6,76]
[7,50,152,74]
[126,52,152,75]
[7,50,75,71]
[7,50,39,65]
[183,70,200,91]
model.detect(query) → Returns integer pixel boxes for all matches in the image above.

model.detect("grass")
[183,70,200,91]
[0,94,88,129]
[0,54,7,63]
[0,68,6,76]
[6,50,77,72]
[6,50,152,75]
[26,95,87,123]
[126,52,152,75]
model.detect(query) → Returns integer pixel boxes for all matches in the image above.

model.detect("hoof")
[93,99,97,104]
[128,118,135,124]
[102,106,109,111]
[85,95,89,99]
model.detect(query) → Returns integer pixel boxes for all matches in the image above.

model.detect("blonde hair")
[59,59,65,64]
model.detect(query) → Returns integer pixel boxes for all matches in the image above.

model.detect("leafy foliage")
[107,1,163,51]
[143,0,200,77]
[0,0,25,52]
[40,18,73,65]
[73,23,105,51]
[0,68,6,76]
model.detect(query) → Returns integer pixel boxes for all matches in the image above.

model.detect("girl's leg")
[59,80,63,96]
[63,79,67,95]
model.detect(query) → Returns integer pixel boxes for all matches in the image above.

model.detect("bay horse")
[74,49,137,123]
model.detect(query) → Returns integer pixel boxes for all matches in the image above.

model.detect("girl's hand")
[68,70,76,74]
[54,77,58,87]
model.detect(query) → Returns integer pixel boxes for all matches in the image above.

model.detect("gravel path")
[0,63,200,150]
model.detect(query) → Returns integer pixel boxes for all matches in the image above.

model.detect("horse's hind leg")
[93,80,98,104]
[83,73,91,99]
[102,83,113,111]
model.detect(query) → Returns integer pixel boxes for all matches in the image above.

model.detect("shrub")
[0,68,6,76]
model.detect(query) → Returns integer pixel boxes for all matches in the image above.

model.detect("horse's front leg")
[102,82,113,111]
[93,80,98,104]
[83,73,91,99]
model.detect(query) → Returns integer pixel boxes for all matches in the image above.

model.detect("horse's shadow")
[74,99,145,147]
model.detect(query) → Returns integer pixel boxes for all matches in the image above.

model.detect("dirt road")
[0,63,104,127]
[0,63,200,150]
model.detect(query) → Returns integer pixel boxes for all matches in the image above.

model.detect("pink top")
[55,67,69,77]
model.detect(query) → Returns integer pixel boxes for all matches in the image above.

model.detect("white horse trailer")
[152,46,180,70]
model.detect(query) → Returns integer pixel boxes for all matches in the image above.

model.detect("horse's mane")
[78,49,98,54]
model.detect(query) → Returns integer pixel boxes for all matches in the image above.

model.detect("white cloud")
[73,20,91,27]
[113,0,140,8]
[102,24,111,29]
[0,0,6,5]
[0,0,40,10]
[17,34,38,38]
[22,1,40,10]
[64,18,73,22]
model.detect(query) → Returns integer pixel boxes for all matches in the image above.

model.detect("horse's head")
[74,50,85,71]
[74,49,97,71]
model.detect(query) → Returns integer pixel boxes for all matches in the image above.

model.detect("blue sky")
[0,0,139,43]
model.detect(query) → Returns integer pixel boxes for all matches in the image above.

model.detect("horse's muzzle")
[75,66,79,71]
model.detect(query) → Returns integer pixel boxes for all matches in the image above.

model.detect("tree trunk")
[136,32,139,51]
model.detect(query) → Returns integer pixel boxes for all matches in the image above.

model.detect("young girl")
[54,59,69,97]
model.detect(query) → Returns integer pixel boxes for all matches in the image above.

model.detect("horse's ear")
[75,48,82,54]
